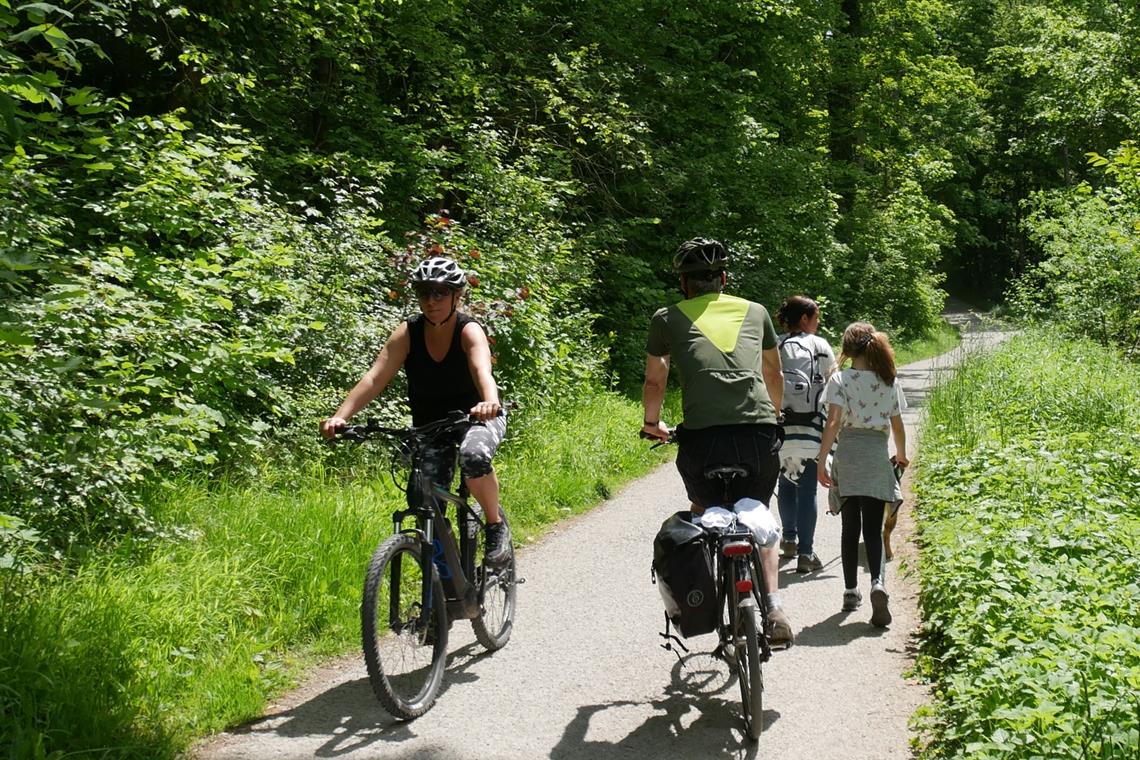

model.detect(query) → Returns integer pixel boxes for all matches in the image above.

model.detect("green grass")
[894,320,961,366]
[914,333,1140,759]
[0,391,670,759]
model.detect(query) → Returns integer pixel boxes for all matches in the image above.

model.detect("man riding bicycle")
[641,238,794,645]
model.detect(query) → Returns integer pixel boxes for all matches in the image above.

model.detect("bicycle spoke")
[362,535,449,719]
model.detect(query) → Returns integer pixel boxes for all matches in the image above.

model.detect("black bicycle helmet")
[410,256,467,289]
[672,238,729,273]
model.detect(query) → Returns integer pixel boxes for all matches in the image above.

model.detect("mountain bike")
[337,411,519,719]
[646,432,774,740]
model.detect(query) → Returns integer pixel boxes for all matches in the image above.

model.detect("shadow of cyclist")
[549,651,777,760]
[213,642,490,758]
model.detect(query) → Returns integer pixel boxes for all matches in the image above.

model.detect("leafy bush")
[1012,141,1140,358]
[915,334,1140,759]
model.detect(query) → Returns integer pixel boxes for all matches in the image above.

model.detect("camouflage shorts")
[420,411,507,488]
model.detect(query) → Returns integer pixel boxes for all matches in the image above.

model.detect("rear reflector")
[723,541,753,556]
[735,579,753,594]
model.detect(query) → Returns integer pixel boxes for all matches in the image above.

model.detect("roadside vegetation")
[914,334,1140,759]
[0,393,673,758]
[2,0,1137,756]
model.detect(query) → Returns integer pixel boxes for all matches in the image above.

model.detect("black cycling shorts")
[675,424,783,509]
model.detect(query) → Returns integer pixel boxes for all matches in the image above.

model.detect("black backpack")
[652,512,720,638]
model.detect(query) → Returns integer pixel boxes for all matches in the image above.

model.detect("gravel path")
[196,314,1009,760]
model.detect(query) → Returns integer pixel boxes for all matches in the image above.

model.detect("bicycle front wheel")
[735,603,764,740]
[361,533,448,719]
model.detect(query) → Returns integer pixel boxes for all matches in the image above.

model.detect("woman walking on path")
[817,322,908,627]
[773,296,836,573]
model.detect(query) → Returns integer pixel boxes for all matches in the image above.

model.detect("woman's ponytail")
[865,332,897,385]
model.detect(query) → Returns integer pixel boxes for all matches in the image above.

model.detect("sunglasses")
[415,286,455,301]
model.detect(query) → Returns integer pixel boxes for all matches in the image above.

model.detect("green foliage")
[0,391,667,757]
[939,0,1140,300]
[915,333,1140,758]
[826,0,982,337]
[0,2,605,551]
[1011,141,1140,358]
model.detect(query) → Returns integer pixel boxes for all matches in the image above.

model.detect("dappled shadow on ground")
[896,367,936,409]
[550,652,774,760]
[219,642,489,757]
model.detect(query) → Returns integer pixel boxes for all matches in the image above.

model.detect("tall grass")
[915,333,1140,759]
[0,391,669,759]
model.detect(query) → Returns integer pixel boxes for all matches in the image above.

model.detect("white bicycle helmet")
[410,256,467,289]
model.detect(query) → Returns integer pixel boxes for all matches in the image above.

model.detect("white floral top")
[821,368,907,431]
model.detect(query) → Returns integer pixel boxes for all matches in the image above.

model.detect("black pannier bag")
[652,511,719,637]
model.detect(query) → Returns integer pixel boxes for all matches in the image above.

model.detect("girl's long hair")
[839,321,897,385]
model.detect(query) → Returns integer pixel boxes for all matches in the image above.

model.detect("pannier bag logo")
[686,589,705,607]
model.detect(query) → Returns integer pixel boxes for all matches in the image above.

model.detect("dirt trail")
[196,308,1010,760]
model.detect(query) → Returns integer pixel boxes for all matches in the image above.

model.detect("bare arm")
[319,323,410,438]
[890,414,909,467]
[461,322,501,420]
[641,353,670,440]
[761,346,783,414]
[816,403,843,486]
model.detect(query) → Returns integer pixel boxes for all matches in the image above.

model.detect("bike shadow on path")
[215,642,490,758]
[549,652,774,760]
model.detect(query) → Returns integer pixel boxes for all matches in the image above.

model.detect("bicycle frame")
[382,419,488,632]
[714,530,773,663]
[391,478,484,625]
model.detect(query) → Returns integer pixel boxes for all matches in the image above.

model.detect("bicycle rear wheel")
[735,603,764,740]
[471,516,516,650]
[361,533,448,719]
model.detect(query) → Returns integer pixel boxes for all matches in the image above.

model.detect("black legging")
[840,495,885,589]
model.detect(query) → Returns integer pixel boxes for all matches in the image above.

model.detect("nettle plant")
[916,336,1140,759]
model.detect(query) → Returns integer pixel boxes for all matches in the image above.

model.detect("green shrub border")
[914,333,1140,759]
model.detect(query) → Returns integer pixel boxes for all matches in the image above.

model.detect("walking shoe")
[870,581,892,627]
[484,521,512,566]
[796,552,823,573]
[842,588,862,611]
[766,605,794,647]
[779,538,798,559]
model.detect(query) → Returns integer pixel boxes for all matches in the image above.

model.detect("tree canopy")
[2,0,1136,551]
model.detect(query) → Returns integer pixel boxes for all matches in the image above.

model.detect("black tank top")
[405,312,482,425]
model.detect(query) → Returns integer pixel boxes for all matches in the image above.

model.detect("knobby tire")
[361,534,448,720]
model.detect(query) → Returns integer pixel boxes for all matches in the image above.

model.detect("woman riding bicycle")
[319,256,511,564]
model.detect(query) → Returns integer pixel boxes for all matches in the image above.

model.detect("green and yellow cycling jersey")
[646,292,778,429]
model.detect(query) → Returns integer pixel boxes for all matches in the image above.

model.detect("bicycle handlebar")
[639,429,676,449]
[335,410,473,444]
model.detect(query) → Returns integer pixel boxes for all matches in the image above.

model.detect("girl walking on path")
[773,296,836,573]
[817,322,908,627]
